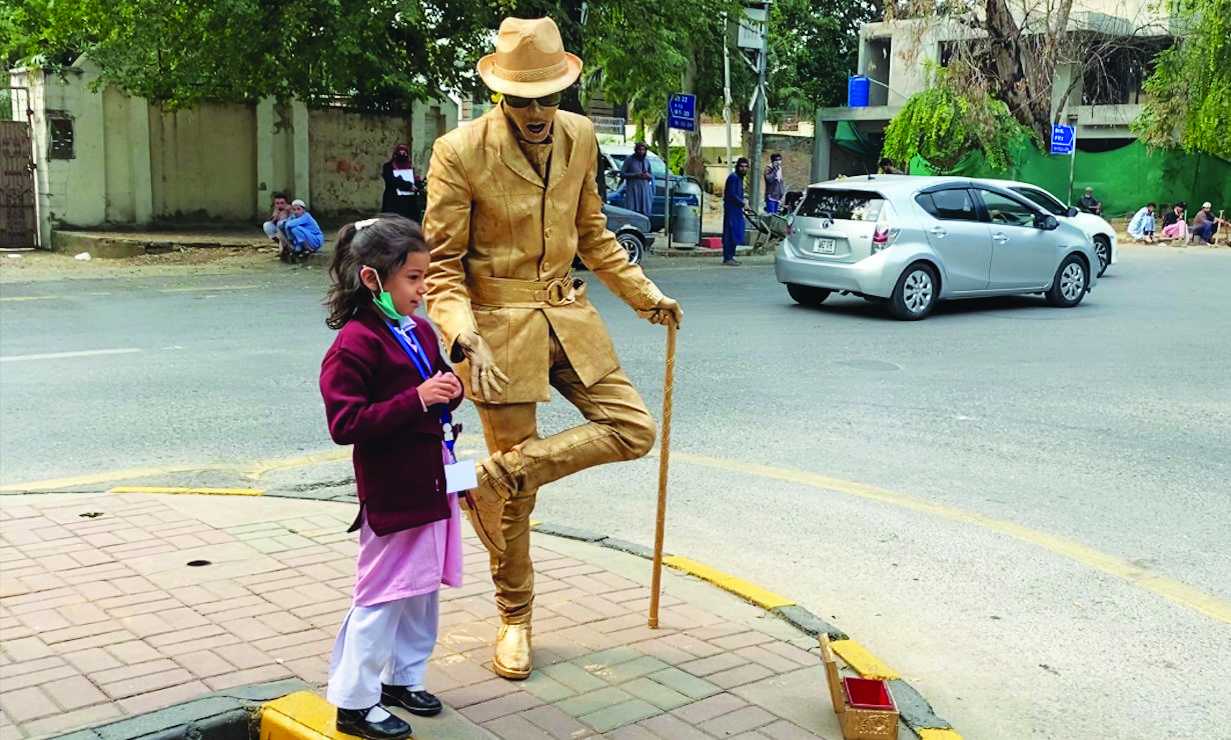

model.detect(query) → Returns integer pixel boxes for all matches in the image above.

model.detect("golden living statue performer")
[423,16,682,680]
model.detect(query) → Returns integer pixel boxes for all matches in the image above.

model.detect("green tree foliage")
[882,66,1030,172]
[1133,0,1231,160]
[0,0,502,110]
[767,0,880,114]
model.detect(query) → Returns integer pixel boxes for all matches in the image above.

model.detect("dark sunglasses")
[503,92,562,109]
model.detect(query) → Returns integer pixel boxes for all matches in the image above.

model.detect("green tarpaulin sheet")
[909,140,1231,218]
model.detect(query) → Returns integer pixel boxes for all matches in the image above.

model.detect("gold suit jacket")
[424,108,665,403]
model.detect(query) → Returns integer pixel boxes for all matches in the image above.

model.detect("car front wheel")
[887,263,937,320]
[786,283,831,306]
[1093,235,1110,276]
[617,231,645,265]
[1045,254,1088,307]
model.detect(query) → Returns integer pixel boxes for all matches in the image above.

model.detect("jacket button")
[542,261,551,271]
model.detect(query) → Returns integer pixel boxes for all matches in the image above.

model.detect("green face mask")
[362,266,405,321]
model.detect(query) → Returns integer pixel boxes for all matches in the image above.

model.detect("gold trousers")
[473,331,656,625]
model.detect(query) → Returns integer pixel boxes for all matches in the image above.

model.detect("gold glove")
[455,330,509,401]
[635,296,683,328]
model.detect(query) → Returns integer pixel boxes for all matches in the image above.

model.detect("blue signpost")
[1051,124,1075,155]
[668,94,696,132]
[1051,124,1077,203]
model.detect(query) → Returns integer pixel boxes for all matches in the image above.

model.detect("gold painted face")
[502,99,557,143]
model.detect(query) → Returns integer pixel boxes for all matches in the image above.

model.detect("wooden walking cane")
[648,322,677,628]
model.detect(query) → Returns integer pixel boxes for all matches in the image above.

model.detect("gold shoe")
[493,623,532,680]
[461,466,513,555]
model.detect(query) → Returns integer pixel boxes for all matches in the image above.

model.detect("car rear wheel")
[887,263,937,320]
[617,232,645,265]
[787,283,831,306]
[1093,235,1110,276]
[1045,254,1088,307]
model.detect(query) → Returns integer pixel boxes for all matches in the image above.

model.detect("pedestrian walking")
[722,157,749,266]
[423,15,682,681]
[320,216,466,740]
[764,153,784,213]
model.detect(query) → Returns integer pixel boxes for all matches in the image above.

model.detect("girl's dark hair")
[325,214,429,330]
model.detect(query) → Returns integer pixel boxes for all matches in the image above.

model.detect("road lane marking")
[0,296,55,302]
[0,464,209,492]
[107,486,264,496]
[0,348,142,363]
[157,284,259,293]
[671,451,1231,625]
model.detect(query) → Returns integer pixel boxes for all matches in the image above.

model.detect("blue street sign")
[1051,124,1075,155]
[668,93,696,132]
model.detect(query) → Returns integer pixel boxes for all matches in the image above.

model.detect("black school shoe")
[335,706,411,740]
[381,685,443,716]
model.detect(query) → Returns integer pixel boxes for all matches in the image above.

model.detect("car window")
[1012,186,1066,216]
[979,189,1038,227]
[916,189,978,221]
[797,188,885,221]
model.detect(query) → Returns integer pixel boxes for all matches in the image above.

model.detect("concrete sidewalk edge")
[48,680,310,740]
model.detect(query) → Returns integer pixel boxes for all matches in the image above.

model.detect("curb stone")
[49,680,310,740]
[528,521,960,739]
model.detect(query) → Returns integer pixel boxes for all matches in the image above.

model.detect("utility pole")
[737,1,769,212]
[748,38,767,211]
[723,19,733,174]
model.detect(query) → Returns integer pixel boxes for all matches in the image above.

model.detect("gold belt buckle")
[537,276,574,306]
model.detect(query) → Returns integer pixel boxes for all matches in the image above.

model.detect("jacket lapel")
[489,108,545,189]
[545,120,570,194]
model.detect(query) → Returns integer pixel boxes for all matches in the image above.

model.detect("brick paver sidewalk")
[0,492,845,739]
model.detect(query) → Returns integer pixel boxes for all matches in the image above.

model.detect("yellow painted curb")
[662,555,795,610]
[108,486,265,496]
[830,639,900,681]
[261,692,347,740]
[0,466,204,492]
[919,729,965,740]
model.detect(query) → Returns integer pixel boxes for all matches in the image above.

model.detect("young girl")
[320,215,465,740]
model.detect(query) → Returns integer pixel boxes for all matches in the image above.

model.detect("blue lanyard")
[386,320,456,451]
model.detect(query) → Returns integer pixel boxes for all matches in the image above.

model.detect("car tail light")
[871,202,900,253]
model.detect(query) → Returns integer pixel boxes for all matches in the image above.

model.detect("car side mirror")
[1035,214,1059,230]
[1066,206,1079,218]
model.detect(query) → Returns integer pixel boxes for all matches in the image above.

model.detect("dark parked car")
[602,145,690,232]
[600,202,654,265]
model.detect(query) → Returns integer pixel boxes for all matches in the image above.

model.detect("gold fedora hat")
[477,17,582,98]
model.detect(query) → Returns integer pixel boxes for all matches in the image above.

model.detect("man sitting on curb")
[262,192,293,246]
[282,199,325,261]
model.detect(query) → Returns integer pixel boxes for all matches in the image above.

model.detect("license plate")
[812,238,836,255]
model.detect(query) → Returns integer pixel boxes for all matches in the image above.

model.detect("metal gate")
[1,119,37,248]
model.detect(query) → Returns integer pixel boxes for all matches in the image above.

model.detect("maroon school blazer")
[320,309,463,535]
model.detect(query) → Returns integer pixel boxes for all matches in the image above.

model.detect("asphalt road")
[2,245,1229,738]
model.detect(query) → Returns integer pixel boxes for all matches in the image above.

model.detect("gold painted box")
[820,634,899,740]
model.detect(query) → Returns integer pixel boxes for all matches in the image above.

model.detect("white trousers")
[326,591,439,710]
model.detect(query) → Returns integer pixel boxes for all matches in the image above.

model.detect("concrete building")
[812,0,1175,180]
[6,56,457,249]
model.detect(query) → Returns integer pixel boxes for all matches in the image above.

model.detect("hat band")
[492,58,569,83]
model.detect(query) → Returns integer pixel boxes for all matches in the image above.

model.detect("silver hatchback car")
[774,175,1099,320]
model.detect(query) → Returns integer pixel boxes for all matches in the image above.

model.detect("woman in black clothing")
[381,144,421,223]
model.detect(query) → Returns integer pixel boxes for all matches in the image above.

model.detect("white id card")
[445,460,478,494]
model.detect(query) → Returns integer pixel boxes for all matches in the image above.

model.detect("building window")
[48,114,74,159]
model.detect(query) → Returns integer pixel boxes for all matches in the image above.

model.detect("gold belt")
[467,274,577,308]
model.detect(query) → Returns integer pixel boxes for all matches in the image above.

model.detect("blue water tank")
[847,75,870,108]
